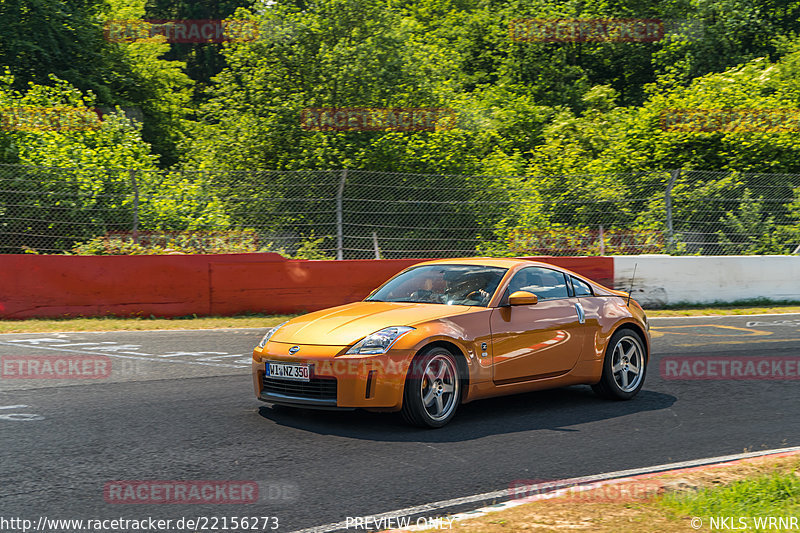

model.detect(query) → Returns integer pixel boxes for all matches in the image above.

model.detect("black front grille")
[262,375,337,401]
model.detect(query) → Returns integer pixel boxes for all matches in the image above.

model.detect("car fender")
[393,322,488,385]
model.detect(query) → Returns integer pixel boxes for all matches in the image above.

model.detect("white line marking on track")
[0,341,243,368]
[196,354,249,361]
[0,404,44,421]
[157,351,227,358]
[288,445,800,533]
[746,320,800,327]
[5,338,71,344]
[57,342,114,347]
[0,413,44,421]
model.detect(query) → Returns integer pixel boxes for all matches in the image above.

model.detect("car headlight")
[346,326,414,355]
[257,321,288,348]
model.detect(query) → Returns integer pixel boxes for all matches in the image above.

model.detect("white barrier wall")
[613,255,800,307]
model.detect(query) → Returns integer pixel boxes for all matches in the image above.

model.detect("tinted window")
[366,264,507,307]
[571,276,594,297]
[507,267,569,300]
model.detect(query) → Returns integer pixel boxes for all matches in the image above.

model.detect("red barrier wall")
[0,254,613,319]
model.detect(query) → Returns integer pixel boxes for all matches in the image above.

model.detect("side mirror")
[508,290,538,306]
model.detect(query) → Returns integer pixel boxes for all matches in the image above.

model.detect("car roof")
[398,257,619,297]
[411,257,560,270]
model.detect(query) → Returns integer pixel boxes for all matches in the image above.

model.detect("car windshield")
[366,265,507,307]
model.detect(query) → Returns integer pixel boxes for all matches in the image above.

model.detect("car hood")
[270,301,480,346]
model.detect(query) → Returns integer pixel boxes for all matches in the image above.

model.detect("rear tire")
[592,328,647,400]
[401,347,461,428]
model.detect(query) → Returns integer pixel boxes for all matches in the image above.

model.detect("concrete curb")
[383,446,800,532]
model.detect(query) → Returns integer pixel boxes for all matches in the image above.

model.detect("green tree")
[717,189,787,254]
[0,74,225,252]
[0,0,194,165]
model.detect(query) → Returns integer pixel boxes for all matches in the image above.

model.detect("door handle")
[575,301,585,324]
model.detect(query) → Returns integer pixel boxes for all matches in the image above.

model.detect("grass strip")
[445,454,800,533]
[0,314,293,333]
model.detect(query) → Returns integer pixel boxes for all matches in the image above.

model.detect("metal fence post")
[665,168,680,253]
[598,224,605,255]
[129,169,140,244]
[336,168,347,260]
[372,231,381,259]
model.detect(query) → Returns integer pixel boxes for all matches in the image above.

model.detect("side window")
[507,267,569,300]
[571,276,594,297]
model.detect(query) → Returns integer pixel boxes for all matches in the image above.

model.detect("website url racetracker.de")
[0,516,280,533]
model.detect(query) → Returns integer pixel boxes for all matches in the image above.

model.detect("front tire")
[592,329,647,400]
[401,347,461,428]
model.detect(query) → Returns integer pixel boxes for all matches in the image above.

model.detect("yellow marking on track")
[650,324,773,337]
[676,338,799,347]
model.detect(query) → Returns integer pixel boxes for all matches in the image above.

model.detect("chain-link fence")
[1,164,798,257]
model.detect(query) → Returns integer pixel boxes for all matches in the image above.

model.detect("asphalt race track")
[1,314,800,532]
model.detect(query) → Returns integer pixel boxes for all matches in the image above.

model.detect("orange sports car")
[252,258,650,428]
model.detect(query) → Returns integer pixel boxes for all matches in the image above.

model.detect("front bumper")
[252,342,413,410]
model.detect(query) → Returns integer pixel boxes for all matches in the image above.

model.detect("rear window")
[571,276,594,297]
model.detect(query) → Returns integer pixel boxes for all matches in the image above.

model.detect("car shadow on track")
[256,386,677,442]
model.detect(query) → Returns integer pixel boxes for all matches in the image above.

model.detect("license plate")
[266,361,310,382]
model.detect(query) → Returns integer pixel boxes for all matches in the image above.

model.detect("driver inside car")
[441,270,493,305]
